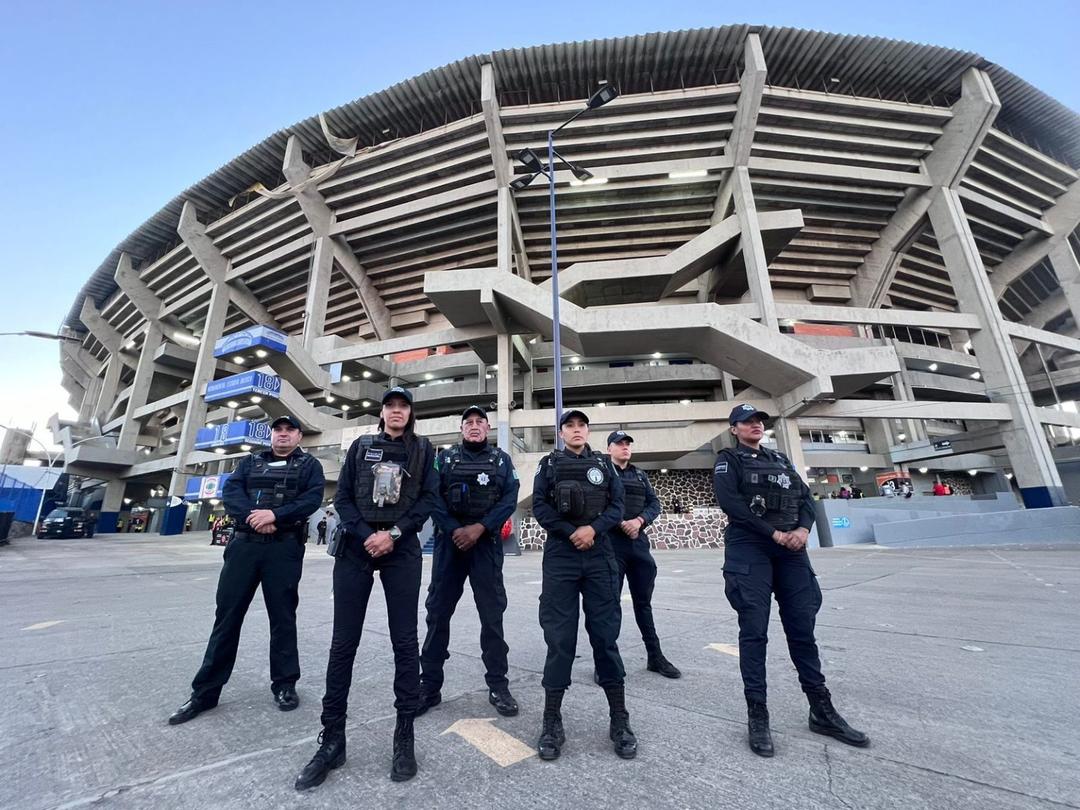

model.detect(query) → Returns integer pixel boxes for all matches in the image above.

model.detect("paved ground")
[1,532,1078,810]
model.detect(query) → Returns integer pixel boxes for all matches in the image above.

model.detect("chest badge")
[364,448,384,462]
[586,467,605,485]
[477,472,490,486]
[770,473,792,489]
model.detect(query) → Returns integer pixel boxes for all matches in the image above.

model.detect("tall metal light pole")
[511,84,619,447]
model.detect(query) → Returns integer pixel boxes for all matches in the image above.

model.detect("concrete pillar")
[78,375,104,424]
[98,479,126,533]
[928,187,1066,507]
[118,324,163,452]
[168,282,231,500]
[1048,240,1080,324]
[94,355,123,424]
[303,236,334,350]
[774,416,807,479]
[523,370,541,450]
[730,167,778,330]
[496,334,512,451]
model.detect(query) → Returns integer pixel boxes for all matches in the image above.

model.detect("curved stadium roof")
[65,24,1080,332]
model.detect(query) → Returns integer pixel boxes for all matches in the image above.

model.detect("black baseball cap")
[461,405,488,421]
[381,386,413,405]
[270,415,302,430]
[559,409,589,427]
[607,430,634,445]
[729,403,770,424]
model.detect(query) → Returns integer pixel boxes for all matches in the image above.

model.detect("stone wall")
[519,507,728,551]
[644,469,714,511]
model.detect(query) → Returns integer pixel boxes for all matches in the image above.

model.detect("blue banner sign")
[183,473,233,501]
[213,325,289,359]
[205,370,281,403]
[194,419,272,450]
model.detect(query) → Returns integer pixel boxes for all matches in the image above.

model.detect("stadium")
[51,24,1080,539]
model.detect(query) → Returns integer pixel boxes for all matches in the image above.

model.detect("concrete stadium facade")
[52,26,1080,535]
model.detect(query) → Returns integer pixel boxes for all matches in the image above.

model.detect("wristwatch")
[389,526,403,541]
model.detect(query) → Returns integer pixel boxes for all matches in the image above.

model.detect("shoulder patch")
[714,461,729,474]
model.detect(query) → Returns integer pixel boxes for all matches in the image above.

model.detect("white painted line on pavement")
[24,620,65,631]
[441,718,535,767]
[706,642,740,657]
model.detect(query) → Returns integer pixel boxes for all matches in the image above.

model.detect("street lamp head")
[516,147,545,173]
[586,84,619,109]
[569,165,593,182]
[509,173,538,191]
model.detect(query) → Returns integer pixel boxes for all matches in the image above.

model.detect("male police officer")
[168,415,325,725]
[296,386,439,790]
[533,410,637,761]
[713,404,868,757]
[606,430,680,679]
[416,405,520,717]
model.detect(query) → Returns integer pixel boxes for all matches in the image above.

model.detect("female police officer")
[532,409,637,761]
[713,404,869,757]
[295,386,439,790]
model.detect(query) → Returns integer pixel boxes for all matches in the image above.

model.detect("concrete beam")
[989,182,1080,297]
[330,238,394,340]
[852,68,1000,308]
[711,33,766,222]
[78,299,137,369]
[113,253,198,347]
[1048,238,1080,325]
[118,324,163,452]
[928,186,1066,505]
[730,166,779,329]
[303,236,334,350]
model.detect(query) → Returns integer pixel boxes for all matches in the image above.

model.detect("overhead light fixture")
[860,466,869,472]
[255,349,268,359]
[586,83,619,109]
[341,374,351,382]
[233,356,246,364]
[205,422,215,428]
[362,370,372,379]
[596,402,606,408]
[897,432,907,441]
[123,498,132,505]
[968,469,978,476]
[660,468,668,474]
[652,352,662,359]
[918,467,929,474]
[226,400,239,409]
[362,400,372,407]
[668,169,708,179]
[928,363,939,372]
[325,395,336,403]
[209,498,220,506]
[240,444,251,451]
[214,448,226,455]
[342,404,350,411]
[516,148,545,174]
[569,356,580,363]
[250,396,262,403]
[510,173,539,191]
[168,437,177,444]
[424,373,434,380]
[1005,472,1014,480]
[679,399,691,405]
[971,371,981,380]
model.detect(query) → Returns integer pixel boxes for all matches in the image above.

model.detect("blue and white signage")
[205,371,281,403]
[194,420,272,450]
[213,325,289,359]
[183,473,233,501]
[831,516,851,529]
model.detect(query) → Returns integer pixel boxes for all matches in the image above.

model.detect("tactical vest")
[548,449,612,526]
[738,451,802,531]
[620,467,648,520]
[352,434,425,524]
[242,452,305,528]
[443,445,502,520]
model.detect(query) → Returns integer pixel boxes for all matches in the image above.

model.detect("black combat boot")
[807,688,870,748]
[537,689,566,761]
[645,645,682,679]
[391,713,418,782]
[604,685,638,759]
[414,689,441,717]
[295,725,347,791]
[747,701,774,757]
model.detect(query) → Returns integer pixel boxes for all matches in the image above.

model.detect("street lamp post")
[511,84,619,447]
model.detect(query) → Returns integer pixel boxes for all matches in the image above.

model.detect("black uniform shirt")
[712,443,815,541]
[614,463,662,534]
[532,444,625,540]
[222,447,325,527]
[430,441,520,537]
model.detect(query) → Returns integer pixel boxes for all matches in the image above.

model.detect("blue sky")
[1,0,1076,447]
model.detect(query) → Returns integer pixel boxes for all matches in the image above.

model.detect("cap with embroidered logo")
[606,430,634,445]
[728,404,770,424]
[381,386,413,405]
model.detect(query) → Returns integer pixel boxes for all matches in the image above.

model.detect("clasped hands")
[569,524,596,550]
[772,527,810,551]
[246,509,277,535]
[620,517,645,540]
[451,523,485,551]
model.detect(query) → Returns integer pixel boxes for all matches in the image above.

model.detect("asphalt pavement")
[1,532,1078,810]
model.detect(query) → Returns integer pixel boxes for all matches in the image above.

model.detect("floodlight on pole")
[510,83,619,448]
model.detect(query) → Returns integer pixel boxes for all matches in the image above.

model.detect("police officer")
[713,404,869,757]
[416,405,520,717]
[296,386,439,790]
[168,415,325,725]
[533,410,636,761]
[606,430,680,679]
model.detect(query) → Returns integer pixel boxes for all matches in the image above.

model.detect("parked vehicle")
[37,507,96,539]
